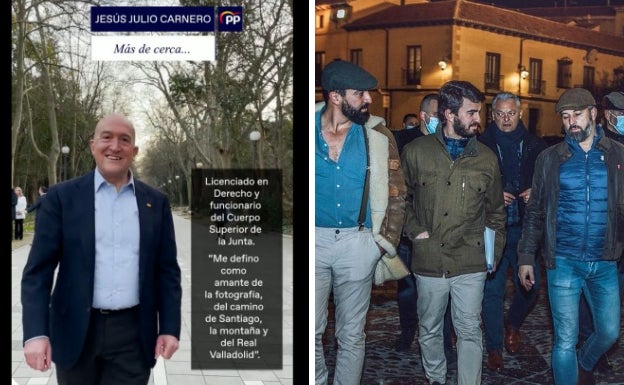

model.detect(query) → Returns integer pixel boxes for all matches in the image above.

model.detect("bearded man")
[518,88,624,385]
[314,60,406,385]
[401,80,506,385]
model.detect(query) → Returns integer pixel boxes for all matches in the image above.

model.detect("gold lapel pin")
[146,203,152,208]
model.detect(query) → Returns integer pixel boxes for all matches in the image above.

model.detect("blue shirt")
[315,109,372,228]
[92,168,141,309]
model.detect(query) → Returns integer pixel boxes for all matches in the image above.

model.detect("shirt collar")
[94,168,136,195]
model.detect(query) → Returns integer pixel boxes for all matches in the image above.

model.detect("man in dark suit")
[21,114,182,385]
[26,185,48,215]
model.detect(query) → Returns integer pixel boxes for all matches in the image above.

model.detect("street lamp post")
[192,163,204,215]
[249,130,261,169]
[175,175,183,206]
[168,178,172,197]
[61,145,70,181]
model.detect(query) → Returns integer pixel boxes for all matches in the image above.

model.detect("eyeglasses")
[494,110,518,119]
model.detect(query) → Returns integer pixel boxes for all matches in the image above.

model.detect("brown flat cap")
[555,88,596,114]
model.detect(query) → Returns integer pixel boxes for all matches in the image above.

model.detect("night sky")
[470,0,624,7]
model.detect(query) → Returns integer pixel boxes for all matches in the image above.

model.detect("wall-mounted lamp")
[438,60,447,71]
[330,4,352,26]
[519,65,529,79]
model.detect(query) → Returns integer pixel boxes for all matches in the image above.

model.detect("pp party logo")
[217,7,243,32]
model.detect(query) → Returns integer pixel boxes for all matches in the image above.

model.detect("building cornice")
[341,0,624,56]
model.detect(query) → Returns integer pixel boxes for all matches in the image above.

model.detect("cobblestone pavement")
[322,268,624,385]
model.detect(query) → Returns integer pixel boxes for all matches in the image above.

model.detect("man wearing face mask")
[394,94,439,155]
[603,91,624,144]
[394,113,420,154]
[418,93,440,136]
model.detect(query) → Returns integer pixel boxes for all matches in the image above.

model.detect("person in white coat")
[14,186,27,240]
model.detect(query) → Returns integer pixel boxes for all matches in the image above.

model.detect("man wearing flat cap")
[315,60,406,385]
[518,87,624,385]
[576,90,624,375]
[603,91,624,145]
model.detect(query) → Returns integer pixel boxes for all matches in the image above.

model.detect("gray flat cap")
[555,88,596,114]
[321,60,378,91]
[603,91,624,110]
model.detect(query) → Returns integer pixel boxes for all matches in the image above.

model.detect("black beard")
[342,100,370,126]
[566,122,592,142]
[453,117,477,138]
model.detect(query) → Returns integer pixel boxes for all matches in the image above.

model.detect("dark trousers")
[14,219,23,240]
[482,225,540,352]
[56,307,150,385]
[397,237,418,333]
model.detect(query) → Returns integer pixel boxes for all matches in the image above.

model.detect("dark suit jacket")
[393,127,424,155]
[26,194,46,213]
[21,171,182,370]
[478,121,547,222]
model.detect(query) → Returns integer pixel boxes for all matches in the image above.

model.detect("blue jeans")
[397,237,454,357]
[547,257,620,385]
[579,269,624,340]
[482,225,540,352]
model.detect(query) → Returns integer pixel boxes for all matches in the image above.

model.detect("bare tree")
[12,0,104,187]
[136,0,294,218]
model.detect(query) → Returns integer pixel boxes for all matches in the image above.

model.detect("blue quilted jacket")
[518,126,624,269]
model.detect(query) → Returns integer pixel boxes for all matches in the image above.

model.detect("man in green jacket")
[401,80,506,385]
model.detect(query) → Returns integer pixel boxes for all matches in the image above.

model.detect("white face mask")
[426,116,439,134]
[405,124,416,130]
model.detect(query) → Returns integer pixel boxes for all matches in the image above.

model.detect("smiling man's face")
[89,114,139,187]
